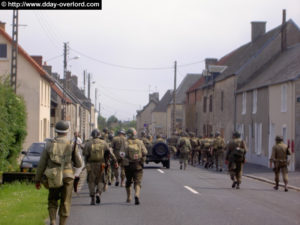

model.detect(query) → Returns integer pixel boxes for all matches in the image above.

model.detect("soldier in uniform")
[189,132,199,166]
[111,129,126,187]
[83,129,118,205]
[35,121,82,225]
[141,131,152,151]
[167,133,178,158]
[100,128,113,187]
[154,134,165,143]
[123,128,147,205]
[225,131,247,189]
[201,135,212,168]
[213,131,225,172]
[177,132,192,170]
[270,136,291,192]
[197,135,203,165]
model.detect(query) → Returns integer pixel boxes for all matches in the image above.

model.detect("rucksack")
[127,139,142,161]
[190,138,198,148]
[232,140,245,162]
[89,140,105,162]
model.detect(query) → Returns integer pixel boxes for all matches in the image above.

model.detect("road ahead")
[68,160,300,225]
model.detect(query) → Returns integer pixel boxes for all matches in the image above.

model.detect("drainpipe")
[234,74,237,131]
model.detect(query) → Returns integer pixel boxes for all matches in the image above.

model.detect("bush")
[0,78,27,172]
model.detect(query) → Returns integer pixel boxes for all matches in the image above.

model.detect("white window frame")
[281,84,287,112]
[242,92,247,114]
[254,123,262,155]
[252,89,257,114]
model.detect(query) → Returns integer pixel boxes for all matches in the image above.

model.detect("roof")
[237,44,300,93]
[153,90,173,112]
[187,76,205,93]
[50,82,72,104]
[215,21,285,82]
[170,74,201,104]
[136,99,158,116]
[0,27,52,82]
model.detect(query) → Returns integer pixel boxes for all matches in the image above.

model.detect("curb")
[243,174,300,192]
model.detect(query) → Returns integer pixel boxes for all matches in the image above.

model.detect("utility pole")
[88,73,91,100]
[10,10,19,93]
[172,61,177,135]
[95,88,98,111]
[83,70,86,96]
[62,42,68,120]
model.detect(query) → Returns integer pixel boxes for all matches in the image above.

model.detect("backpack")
[89,140,105,162]
[190,138,198,149]
[179,138,190,153]
[232,140,245,162]
[127,139,142,161]
[203,139,211,149]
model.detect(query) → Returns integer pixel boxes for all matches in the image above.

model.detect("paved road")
[68,160,300,225]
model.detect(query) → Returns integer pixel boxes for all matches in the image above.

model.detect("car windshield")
[28,143,45,154]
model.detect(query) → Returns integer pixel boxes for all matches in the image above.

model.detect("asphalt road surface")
[67,160,300,225]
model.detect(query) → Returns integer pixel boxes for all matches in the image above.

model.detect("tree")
[107,115,119,129]
[0,78,27,171]
[97,115,107,130]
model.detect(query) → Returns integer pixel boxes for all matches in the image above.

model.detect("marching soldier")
[269,136,291,192]
[123,128,148,205]
[141,131,152,151]
[225,131,247,189]
[201,135,212,168]
[83,129,118,205]
[197,135,203,165]
[167,133,179,158]
[111,129,126,187]
[35,121,82,225]
[189,132,199,166]
[177,132,192,170]
[213,131,225,172]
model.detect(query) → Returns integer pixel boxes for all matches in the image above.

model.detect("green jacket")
[35,135,82,182]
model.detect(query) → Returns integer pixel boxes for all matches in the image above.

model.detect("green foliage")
[0,79,27,172]
[97,114,136,134]
[97,115,107,131]
[0,182,48,225]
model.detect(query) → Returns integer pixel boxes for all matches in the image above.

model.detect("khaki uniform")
[201,138,212,168]
[167,136,178,157]
[111,135,126,185]
[190,137,199,166]
[226,138,247,186]
[270,142,291,185]
[123,137,148,202]
[83,138,116,197]
[177,137,192,170]
[213,136,225,170]
[35,135,82,225]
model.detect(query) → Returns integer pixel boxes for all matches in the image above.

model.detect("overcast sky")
[1,0,300,120]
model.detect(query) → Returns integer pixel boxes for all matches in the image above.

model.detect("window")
[252,89,257,114]
[282,125,287,143]
[248,124,252,152]
[281,84,287,112]
[221,91,224,112]
[254,123,262,155]
[209,95,213,112]
[203,96,207,113]
[242,92,246,114]
[0,44,7,59]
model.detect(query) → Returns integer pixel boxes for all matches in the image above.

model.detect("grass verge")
[0,182,48,225]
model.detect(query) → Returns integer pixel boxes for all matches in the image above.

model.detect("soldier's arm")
[72,147,83,168]
[106,144,117,161]
[35,143,50,182]
[140,141,148,156]
[83,142,90,164]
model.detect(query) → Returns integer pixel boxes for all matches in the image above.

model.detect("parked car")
[20,142,46,172]
[145,142,170,169]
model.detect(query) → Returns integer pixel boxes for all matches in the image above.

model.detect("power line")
[70,47,205,71]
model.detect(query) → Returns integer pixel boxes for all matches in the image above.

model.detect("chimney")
[0,21,6,30]
[149,92,159,103]
[71,75,78,87]
[205,58,218,70]
[251,21,266,42]
[281,9,287,52]
[31,55,43,66]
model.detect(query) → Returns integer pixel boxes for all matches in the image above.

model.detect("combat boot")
[90,195,95,205]
[115,180,119,186]
[134,185,141,205]
[284,183,288,192]
[135,197,140,205]
[236,183,240,189]
[59,216,68,225]
[232,181,237,188]
[126,187,132,203]
[180,164,182,170]
[49,208,57,225]
[96,195,101,204]
[273,182,279,190]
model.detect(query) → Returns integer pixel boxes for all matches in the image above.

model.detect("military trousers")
[229,161,244,184]
[274,165,288,184]
[214,149,224,169]
[124,163,143,188]
[48,177,73,217]
[179,152,189,168]
[86,162,105,196]
[114,158,125,181]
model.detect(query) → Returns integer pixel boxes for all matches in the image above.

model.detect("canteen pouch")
[44,167,63,188]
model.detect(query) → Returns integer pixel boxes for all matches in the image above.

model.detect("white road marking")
[157,169,165,174]
[184,185,200,195]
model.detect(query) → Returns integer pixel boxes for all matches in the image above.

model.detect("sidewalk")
[243,163,300,191]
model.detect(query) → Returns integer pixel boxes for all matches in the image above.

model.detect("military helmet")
[91,129,100,138]
[126,127,137,137]
[215,131,220,137]
[209,133,214,138]
[232,131,241,138]
[141,131,146,137]
[275,135,283,142]
[119,129,126,135]
[102,128,108,134]
[55,120,69,134]
[156,134,162,139]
